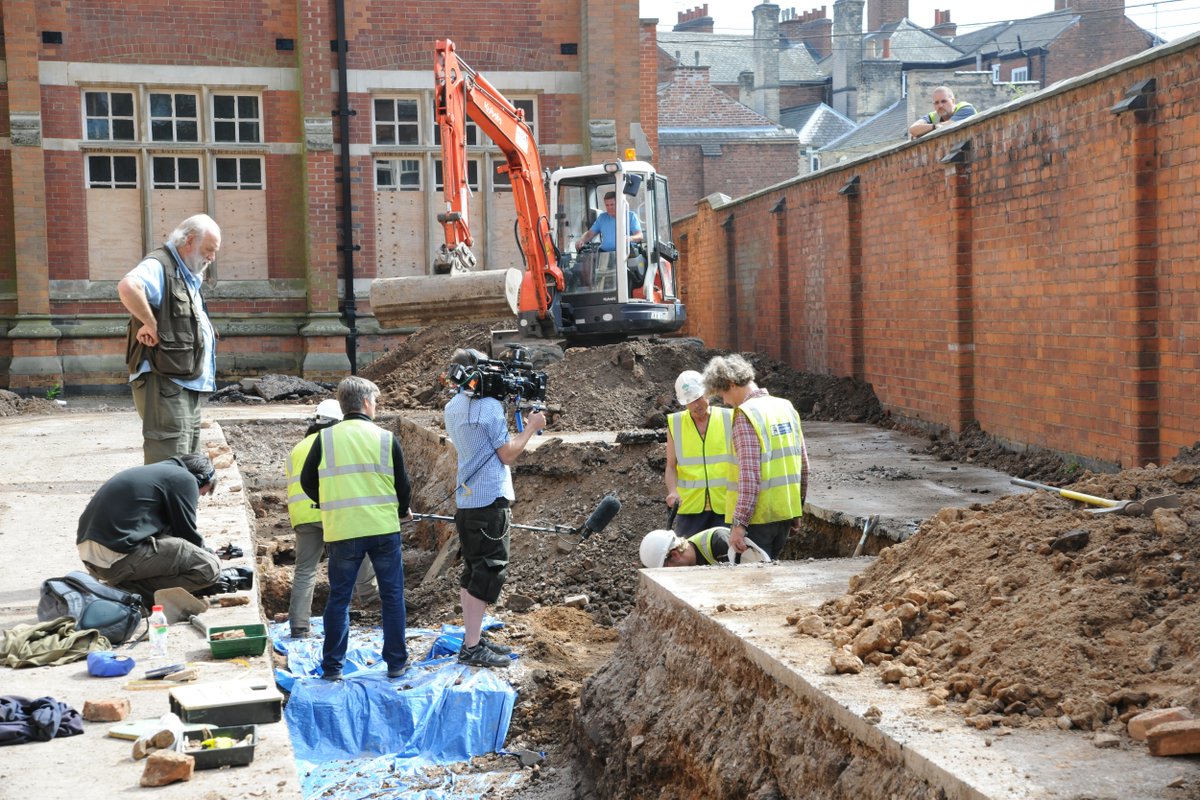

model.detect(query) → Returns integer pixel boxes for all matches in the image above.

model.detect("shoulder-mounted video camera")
[444,345,548,405]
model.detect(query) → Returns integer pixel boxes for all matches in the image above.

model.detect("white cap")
[639,529,677,569]
[314,398,343,422]
[675,370,705,406]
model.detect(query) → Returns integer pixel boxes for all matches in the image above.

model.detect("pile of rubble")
[808,450,1200,749]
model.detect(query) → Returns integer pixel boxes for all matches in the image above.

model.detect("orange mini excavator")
[369,39,686,350]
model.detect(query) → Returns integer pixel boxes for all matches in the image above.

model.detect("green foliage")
[46,384,62,401]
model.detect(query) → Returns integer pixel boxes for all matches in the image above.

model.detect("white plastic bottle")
[148,604,169,659]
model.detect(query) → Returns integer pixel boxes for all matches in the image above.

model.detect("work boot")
[458,642,510,669]
[321,668,343,681]
[386,661,408,679]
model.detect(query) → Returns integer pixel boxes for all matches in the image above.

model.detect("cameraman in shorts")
[444,348,546,668]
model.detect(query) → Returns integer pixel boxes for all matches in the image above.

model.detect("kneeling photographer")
[444,347,547,669]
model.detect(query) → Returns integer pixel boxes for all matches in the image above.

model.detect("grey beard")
[184,251,209,276]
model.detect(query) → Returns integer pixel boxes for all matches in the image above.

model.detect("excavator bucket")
[369,269,522,329]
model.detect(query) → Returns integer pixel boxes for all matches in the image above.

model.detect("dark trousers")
[321,532,407,675]
[85,535,221,607]
[746,520,792,560]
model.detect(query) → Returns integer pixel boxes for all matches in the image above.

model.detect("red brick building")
[657,65,805,213]
[0,0,657,392]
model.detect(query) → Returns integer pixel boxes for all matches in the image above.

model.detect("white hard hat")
[640,529,677,569]
[675,370,705,406]
[738,539,772,564]
[314,398,343,422]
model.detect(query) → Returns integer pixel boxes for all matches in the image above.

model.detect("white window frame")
[511,97,537,140]
[433,119,479,146]
[83,90,136,141]
[215,156,264,190]
[374,97,421,146]
[149,91,200,143]
[376,158,422,191]
[1011,66,1029,82]
[212,94,262,144]
[991,64,1001,84]
[434,158,481,192]
[86,154,138,188]
[151,155,202,190]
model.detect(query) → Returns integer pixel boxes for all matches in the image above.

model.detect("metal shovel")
[1010,478,1179,517]
[852,514,880,558]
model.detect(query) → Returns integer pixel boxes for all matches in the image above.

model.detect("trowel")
[154,587,209,627]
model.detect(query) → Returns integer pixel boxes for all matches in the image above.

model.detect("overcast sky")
[640,0,1200,42]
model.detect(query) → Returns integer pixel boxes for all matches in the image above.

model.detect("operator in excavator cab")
[575,191,643,253]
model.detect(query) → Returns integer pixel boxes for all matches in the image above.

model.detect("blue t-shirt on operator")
[588,210,642,252]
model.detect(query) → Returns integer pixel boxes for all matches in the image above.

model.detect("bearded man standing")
[119,214,221,463]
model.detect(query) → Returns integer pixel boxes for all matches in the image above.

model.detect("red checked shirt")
[730,388,809,527]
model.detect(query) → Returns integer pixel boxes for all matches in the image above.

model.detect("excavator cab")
[550,161,685,342]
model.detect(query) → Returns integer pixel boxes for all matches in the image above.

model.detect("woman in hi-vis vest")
[664,370,734,537]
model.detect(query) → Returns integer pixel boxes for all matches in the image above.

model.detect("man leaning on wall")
[909,86,976,139]
[118,214,221,464]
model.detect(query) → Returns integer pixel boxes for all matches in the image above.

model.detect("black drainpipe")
[334,0,359,373]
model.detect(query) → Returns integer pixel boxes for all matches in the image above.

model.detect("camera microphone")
[579,495,621,540]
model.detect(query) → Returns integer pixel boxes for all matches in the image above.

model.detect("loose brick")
[1147,720,1200,757]
[81,697,130,722]
[1128,707,1194,741]
[140,750,195,787]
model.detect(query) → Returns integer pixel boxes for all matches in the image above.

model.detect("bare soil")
[0,389,62,416]
[217,322,1198,797]
[810,460,1200,737]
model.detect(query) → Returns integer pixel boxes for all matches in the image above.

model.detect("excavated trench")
[222,327,1200,798]
[229,416,937,800]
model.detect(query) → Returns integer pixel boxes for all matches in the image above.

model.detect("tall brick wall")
[674,36,1200,468]
[36,0,294,66]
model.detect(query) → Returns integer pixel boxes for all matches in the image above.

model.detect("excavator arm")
[433,38,562,323]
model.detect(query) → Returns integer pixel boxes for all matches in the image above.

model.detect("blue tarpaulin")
[272,619,520,799]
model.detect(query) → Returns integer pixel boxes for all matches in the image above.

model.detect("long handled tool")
[1010,478,1179,517]
[408,495,621,540]
[852,514,879,558]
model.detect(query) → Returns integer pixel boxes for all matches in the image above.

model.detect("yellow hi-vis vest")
[688,527,729,565]
[316,419,400,542]
[668,407,733,515]
[286,433,321,527]
[926,102,971,124]
[725,395,805,525]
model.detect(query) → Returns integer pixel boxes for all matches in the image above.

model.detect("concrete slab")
[803,422,1026,542]
[644,563,1200,799]
[0,407,303,799]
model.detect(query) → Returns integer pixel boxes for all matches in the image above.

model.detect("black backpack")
[37,571,145,646]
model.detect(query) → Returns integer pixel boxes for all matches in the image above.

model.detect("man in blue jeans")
[300,377,412,681]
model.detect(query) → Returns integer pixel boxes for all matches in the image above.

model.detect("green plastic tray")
[184,724,257,769]
[207,623,268,659]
